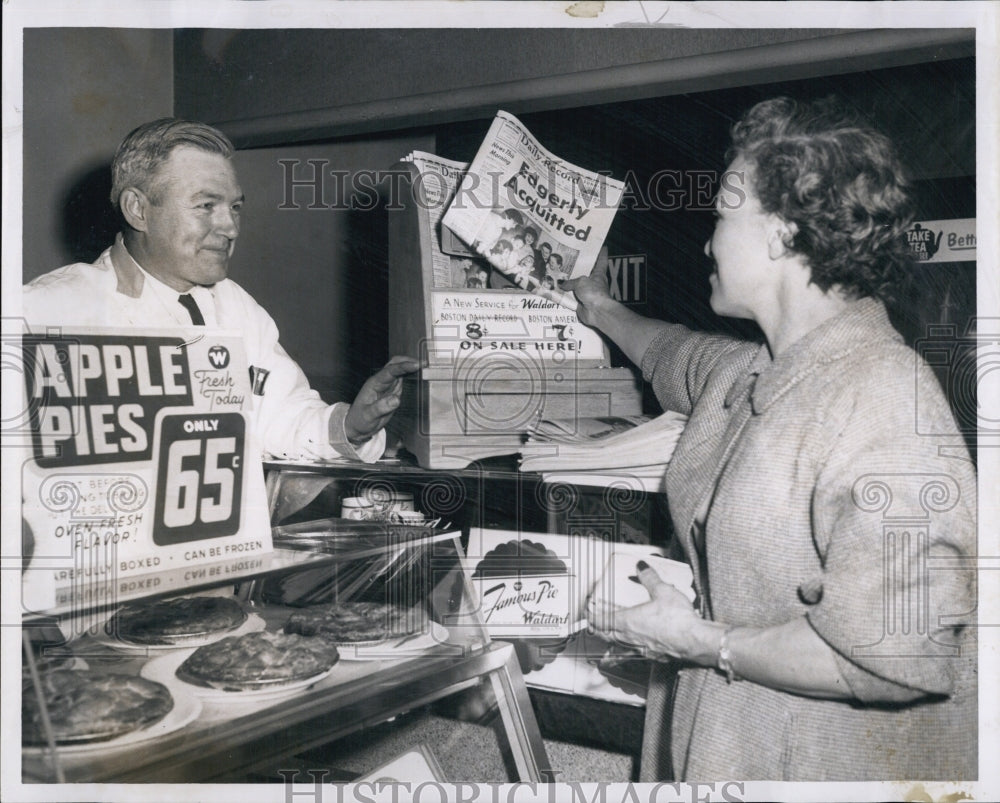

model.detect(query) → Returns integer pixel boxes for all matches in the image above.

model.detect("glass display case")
[263,453,669,549]
[21,478,553,784]
[260,457,672,712]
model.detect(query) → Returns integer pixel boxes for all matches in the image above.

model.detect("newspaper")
[399,150,612,365]
[401,151,494,290]
[519,410,688,473]
[441,110,626,310]
[527,414,652,444]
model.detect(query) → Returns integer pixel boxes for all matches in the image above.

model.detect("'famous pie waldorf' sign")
[464,529,599,639]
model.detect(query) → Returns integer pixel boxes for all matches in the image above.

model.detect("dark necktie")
[178,293,205,325]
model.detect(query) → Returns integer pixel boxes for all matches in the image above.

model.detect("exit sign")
[606,254,646,303]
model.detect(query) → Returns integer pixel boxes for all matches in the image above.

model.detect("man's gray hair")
[110,118,234,208]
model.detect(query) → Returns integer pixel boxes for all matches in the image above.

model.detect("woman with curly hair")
[570,96,976,781]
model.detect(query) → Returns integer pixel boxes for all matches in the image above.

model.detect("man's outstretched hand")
[344,356,421,444]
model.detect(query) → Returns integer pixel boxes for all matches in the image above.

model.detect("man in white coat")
[23,118,418,464]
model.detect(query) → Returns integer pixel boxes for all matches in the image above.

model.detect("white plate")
[23,686,201,757]
[93,612,265,655]
[141,648,337,703]
[337,621,450,661]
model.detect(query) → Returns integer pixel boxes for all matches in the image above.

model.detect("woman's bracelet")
[717,625,738,684]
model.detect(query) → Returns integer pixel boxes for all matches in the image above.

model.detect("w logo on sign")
[207,345,231,369]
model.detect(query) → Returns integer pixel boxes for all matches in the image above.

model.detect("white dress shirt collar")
[120,240,217,327]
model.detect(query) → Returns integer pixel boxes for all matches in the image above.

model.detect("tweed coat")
[637,298,977,781]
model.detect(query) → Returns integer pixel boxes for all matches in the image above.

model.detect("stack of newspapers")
[518,411,688,491]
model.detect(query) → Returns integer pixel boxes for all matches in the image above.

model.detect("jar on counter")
[340,497,375,520]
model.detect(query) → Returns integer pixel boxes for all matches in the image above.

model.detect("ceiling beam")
[214,28,974,148]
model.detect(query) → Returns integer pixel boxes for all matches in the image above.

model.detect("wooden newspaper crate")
[387,160,641,469]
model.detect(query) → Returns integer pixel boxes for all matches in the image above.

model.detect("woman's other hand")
[588,560,709,662]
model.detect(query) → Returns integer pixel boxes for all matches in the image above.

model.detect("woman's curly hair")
[728,96,915,304]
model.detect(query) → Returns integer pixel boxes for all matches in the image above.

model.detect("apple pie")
[283,601,427,645]
[176,630,340,691]
[22,670,174,745]
[105,596,248,646]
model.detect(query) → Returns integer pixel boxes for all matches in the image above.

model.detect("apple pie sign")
[19,326,272,613]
